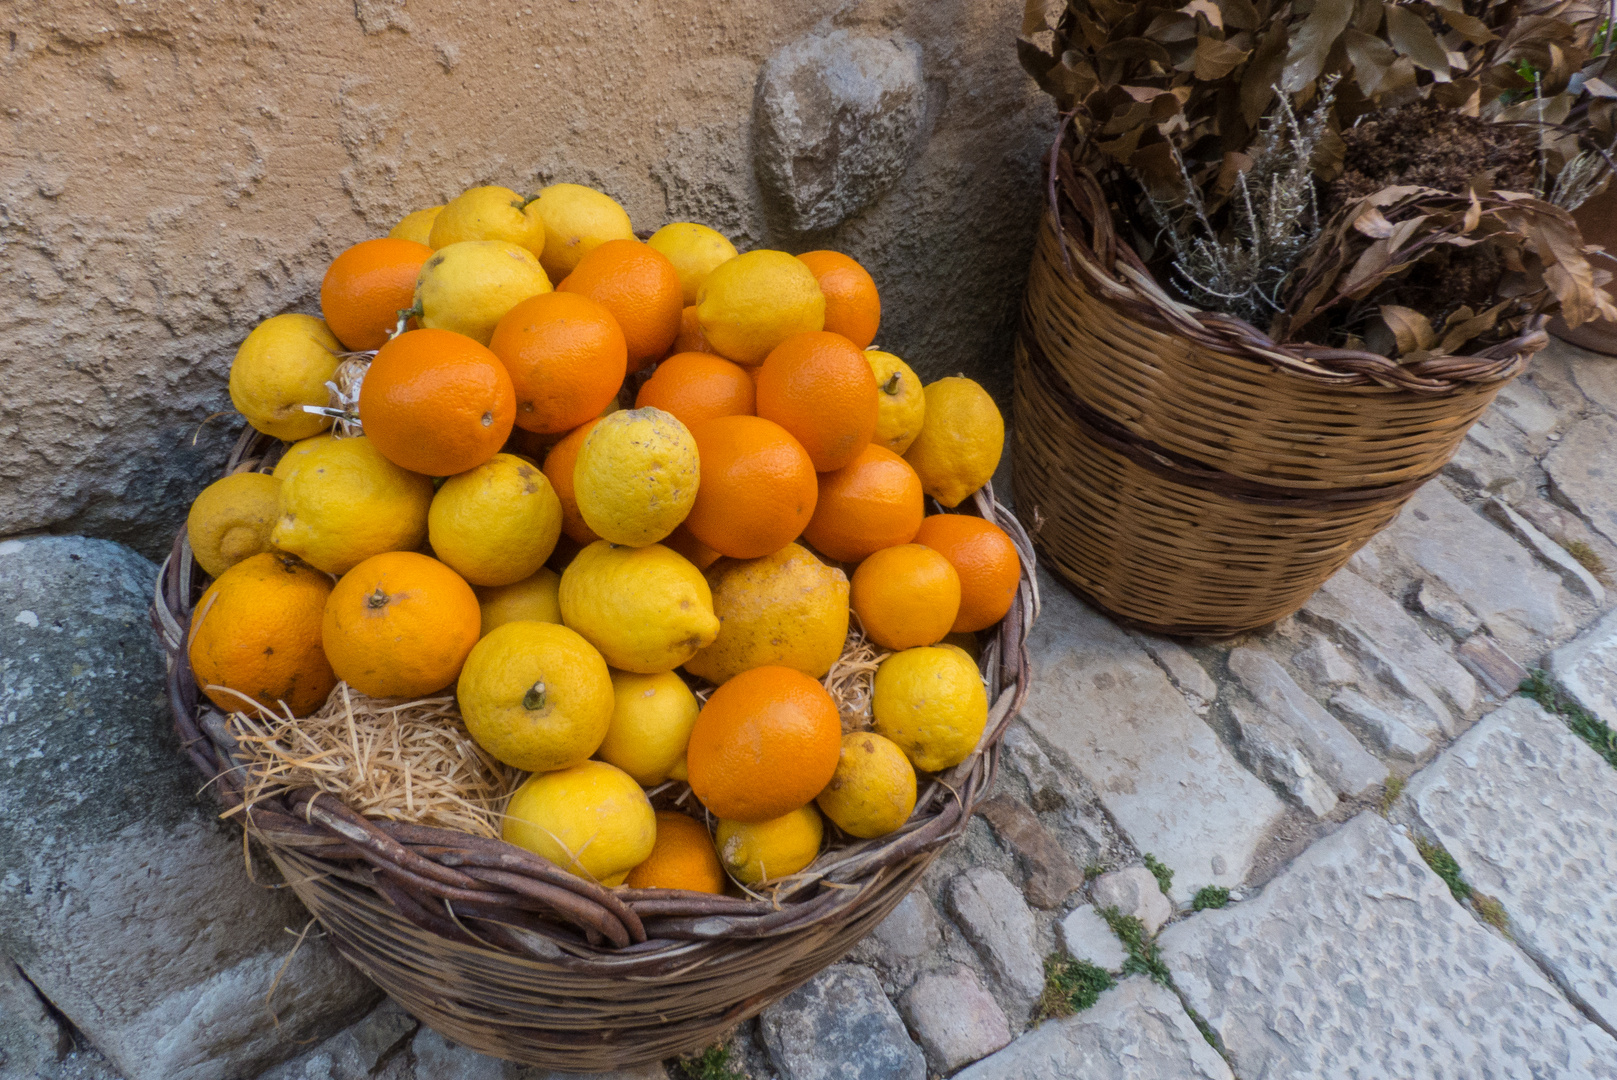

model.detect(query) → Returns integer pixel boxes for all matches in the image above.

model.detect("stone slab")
[1057,905,1129,971]
[1459,634,1531,699]
[898,967,1011,1074]
[1134,634,1219,707]
[947,867,1044,1021]
[975,796,1085,909]
[760,964,924,1080]
[1550,606,1617,730]
[1227,648,1387,797]
[1090,867,1173,936]
[1159,813,1617,1079]
[1021,575,1286,903]
[1547,414,1617,547]
[1328,688,1434,762]
[1407,697,1617,1029]
[1226,701,1338,816]
[1,954,71,1078]
[1491,377,1560,440]
[1484,498,1606,602]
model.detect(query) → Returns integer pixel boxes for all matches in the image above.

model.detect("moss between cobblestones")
[1414,834,1512,935]
[1036,953,1116,1021]
[1378,774,1406,816]
[1142,853,1174,897]
[675,1039,749,1080]
[1520,669,1617,769]
[1557,538,1609,582]
[1191,886,1230,911]
[1098,907,1172,986]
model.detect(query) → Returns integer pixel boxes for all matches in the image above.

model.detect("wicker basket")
[152,426,1038,1072]
[1013,133,1547,637]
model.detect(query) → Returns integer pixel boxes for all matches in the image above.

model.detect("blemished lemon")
[414,240,552,345]
[428,454,562,586]
[866,350,926,455]
[871,645,989,772]
[815,732,918,839]
[695,250,825,364]
[475,567,561,637]
[502,760,655,886]
[272,433,337,483]
[683,543,849,685]
[647,222,738,305]
[595,669,701,785]
[389,205,444,245]
[269,435,433,575]
[229,313,343,441]
[573,407,699,547]
[558,540,721,673]
[716,806,823,886]
[457,620,614,772]
[428,185,546,256]
[187,472,282,578]
[902,378,1005,508]
[530,183,635,282]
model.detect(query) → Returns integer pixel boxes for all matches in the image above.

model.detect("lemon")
[684,543,849,685]
[866,350,926,455]
[573,407,699,547]
[389,205,443,245]
[502,760,655,886]
[647,223,739,305]
[229,314,343,441]
[270,435,434,575]
[414,240,552,345]
[186,472,282,578]
[595,669,700,785]
[428,454,562,586]
[530,183,635,282]
[903,378,1005,508]
[871,645,988,772]
[428,185,546,256]
[695,250,825,364]
[716,806,823,886]
[558,541,721,673]
[475,567,561,637]
[458,620,614,772]
[815,732,918,839]
[272,433,337,483]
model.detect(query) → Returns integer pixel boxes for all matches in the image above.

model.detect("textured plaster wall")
[0,0,1053,558]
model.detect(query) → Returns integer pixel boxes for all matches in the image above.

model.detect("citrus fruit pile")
[186,181,1020,894]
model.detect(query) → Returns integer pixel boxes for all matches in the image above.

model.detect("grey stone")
[1160,813,1617,1079]
[759,964,924,1080]
[406,1027,513,1080]
[1407,698,1617,1030]
[1547,414,1617,547]
[1021,575,1286,903]
[1057,905,1128,971]
[528,1067,667,1080]
[898,967,1011,1074]
[1443,420,1526,500]
[864,890,942,965]
[952,978,1234,1080]
[946,868,1045,1020]
[1328,689,1435,762]
[1227,648,1388,797]
[1291,637,1357,688]
[1459,634,1530,699]
[257,1000,419,1080]
[999,722,1080,814]
[1134,635,1218,706]
[1568,353,1617,414]
[1491,377,1560,440]
[753,30,926,232]
[1414,579,1482,639]
[1226,700,1339,817]
[0,537,376,1080]
[1089,868,1173,936]
[1,955,71,1078]
[975,796,1086,909]
[1551,606,1617,729]
[1484,498,1606,602]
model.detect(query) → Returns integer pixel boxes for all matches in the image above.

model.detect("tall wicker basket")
[1014,135,1547,637]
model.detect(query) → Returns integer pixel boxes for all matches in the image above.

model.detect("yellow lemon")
[475,567,561,637]
[647,222,739,305]
[866,350,926,455]
[716,806,823,886]
[458,620,614,772]
[229,314,343,441]
[389,205,443,245]
[428,454,562,586]
[414,240,553,345]
[695,250,825,364]
[815,732,918,839]
[272,433,337,483]
[428,185,546,256]
[573,407,699,547]
[530,183,635,282]
[270,435,433,575]
[903,378,1005,508]
[187,472,282,578]
[502,760,655,886]
[871,645,988,772]
[595,669,700,785]
[558,541,720,673]
[683,543,849,685]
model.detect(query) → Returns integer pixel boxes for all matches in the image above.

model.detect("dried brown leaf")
[1342,27,1400,95]
[1282,0,1355,92]
[1194,34,1251,79]
[1384,3,1452,79]
[1380,304,1437,351]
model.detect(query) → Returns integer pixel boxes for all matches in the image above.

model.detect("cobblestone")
[1057,905,1128,971]
[1228,648,1388,797]
[975,796,1086,909]
[946,868,1045,1021]
[1089,868,1173,936]
[1551,607,1617,728]
[760,965,923,1080]
[898,967,1011,1074]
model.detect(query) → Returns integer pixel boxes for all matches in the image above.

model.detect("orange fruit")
[850,544,961,651]
[624,811,726,894]
[797,251,880,349]
[188,552,336,718]
[489,291,627,435]
[754,331,879,472]
[685,665,841,822]
[801,444,924,563]
[542,418,603,544]
[672,305,720,356]
[663,522,721,570]
[684,415,817,560]
[322,551,481,699]
[558,239,682,372]
[913,514,1022,633]
[320,238,435,352]
[358,328,515,477]
[635,352,755,430]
